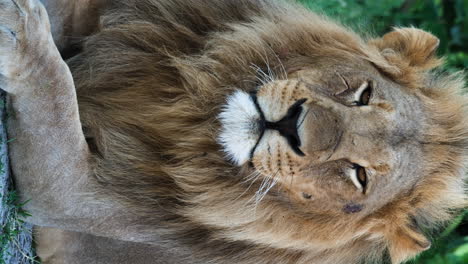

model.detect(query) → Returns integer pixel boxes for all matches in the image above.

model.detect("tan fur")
[34,226,198,264]
[1,1,467,264]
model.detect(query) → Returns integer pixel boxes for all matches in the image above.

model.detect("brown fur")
[1,0,467,264]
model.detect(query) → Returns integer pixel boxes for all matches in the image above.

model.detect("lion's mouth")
[250,93,306,158]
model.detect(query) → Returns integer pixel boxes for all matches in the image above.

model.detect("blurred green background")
[297,0,468,263]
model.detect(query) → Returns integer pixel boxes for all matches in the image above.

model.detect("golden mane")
[67,0,468,263]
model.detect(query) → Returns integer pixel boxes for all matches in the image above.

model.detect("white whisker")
[254,169,280,209]
[250,63,272,84]
[264,43,288,80]
[234,170,262,203]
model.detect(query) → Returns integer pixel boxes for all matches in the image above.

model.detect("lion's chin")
[218,90,262,165]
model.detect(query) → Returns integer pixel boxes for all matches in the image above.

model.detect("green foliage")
[408,211,468,264]
[0,191,36,264]
[297,0,468,263]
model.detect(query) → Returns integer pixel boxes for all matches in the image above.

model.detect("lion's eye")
[350,164,367,192]
[354,81,372,106]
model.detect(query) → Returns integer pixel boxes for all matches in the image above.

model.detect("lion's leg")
[0,0,147,241]
[1,0,91,222]
[34,227,192,264]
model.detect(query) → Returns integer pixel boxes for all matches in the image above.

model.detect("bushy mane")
[67,0,468,263]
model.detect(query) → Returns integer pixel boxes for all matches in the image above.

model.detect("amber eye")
[354,81,372,106]
[350,164,367,192]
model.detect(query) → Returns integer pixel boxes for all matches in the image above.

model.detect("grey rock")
[0,92,35,264]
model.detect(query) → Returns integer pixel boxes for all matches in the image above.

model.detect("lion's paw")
[0,0,53,88]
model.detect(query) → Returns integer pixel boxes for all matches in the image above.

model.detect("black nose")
[262,99,307,156]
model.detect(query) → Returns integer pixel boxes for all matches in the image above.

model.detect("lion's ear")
[370,27,441,71]
[385,223,431,264]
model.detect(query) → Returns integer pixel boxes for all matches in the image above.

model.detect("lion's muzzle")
[253,94,307,157]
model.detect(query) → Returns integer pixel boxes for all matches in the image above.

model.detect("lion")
[0,0,467,263]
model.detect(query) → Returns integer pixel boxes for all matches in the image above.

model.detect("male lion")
[0,0,467,263]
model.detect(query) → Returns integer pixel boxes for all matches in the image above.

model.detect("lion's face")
[221,57,428,216]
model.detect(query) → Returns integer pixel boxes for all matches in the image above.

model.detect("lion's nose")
[261,99,307,156]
